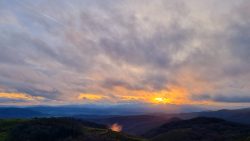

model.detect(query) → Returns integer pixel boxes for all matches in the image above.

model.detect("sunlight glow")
[78,93,103,101]
[110,123,122,132]
[153,97,170,104]
[0,92,44,101]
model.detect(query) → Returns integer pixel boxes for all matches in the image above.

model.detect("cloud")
[193,94,250,103]
[78,93,104,101]
[0,0,249,107]
[213,96,250,103]
[0,92,45,105]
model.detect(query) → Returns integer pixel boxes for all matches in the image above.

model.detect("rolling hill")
[194,108,250,124]
[80,115,170,135]
[145,117,250,141]
[1,117,250,141]
[76,107,250,136]
[2,106,250,140]
[0,118,146,141]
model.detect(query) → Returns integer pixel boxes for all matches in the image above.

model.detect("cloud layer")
[0,0,250,107]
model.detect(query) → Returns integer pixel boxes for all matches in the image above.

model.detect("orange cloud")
[77,85,216,105]
[78,93,104,101]
[105,85,191,105]
[0,92,44,101]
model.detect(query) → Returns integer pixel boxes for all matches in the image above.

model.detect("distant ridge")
[145,117,250,141]
[0,108,46,118]
[187,107,250,125]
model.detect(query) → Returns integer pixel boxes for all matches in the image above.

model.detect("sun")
[153,97,170,104]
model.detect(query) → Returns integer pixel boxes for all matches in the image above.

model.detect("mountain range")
[1,106,250,141]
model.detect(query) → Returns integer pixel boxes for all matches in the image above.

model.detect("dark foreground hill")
[1,117,250,141]
[145,117,250,141]
[79,115,170,135]
[0,118,146,141]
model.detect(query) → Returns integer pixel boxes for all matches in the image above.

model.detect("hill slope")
[145,117,250,141]
[80,115,170,135]
[0,118,146,141]
[197,108,250,124]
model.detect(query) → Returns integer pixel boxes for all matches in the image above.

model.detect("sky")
[0,0,250,109]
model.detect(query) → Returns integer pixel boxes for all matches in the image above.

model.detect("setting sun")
[153,97,170,104]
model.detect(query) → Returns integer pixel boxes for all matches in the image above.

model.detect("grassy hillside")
[0,118,146,141]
